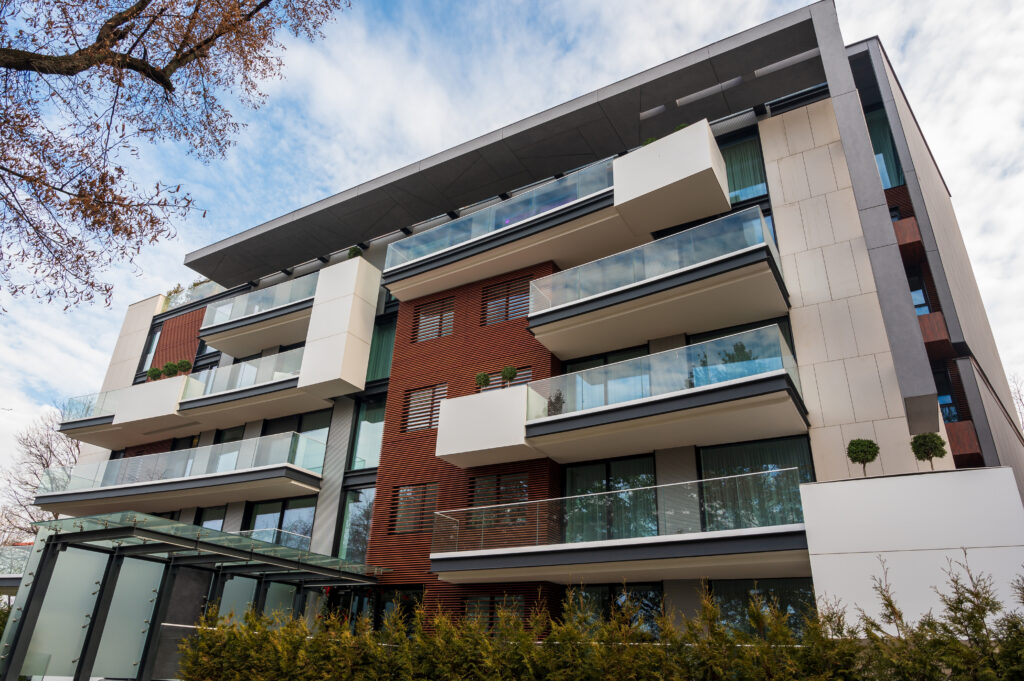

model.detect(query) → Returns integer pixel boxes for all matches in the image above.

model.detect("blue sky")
[1,0,1023,465]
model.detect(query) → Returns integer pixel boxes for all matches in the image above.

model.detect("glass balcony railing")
[0,545,31,576]
[526,325,799,420]
[161,280,227,312]
[202,273,318,328]
[181,347,304,400]
[61,390,122,422]
[529,206,778,313]
[431,468,803,554]
[36,431,327,496]
[234,529,312,551]
[384,159,615,271]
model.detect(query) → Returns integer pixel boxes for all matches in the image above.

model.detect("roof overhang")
[184,4,830,286]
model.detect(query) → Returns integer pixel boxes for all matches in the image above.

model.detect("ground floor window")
[709,577,815,632]
[464,593,525,625]
[577,583,663,630]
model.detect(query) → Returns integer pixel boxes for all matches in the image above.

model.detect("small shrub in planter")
[176,359,192,373]
[348,246,363,259]
[146,367,163,381]
[474,372,491,389]
[847,438,879,477]
[501,366,518,387]
[162,362,180,377]
[546,390,565,416]
[911,432,947,470]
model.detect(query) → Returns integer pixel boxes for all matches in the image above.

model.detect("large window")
[349,397,386,469]
[403,384,447,431]
[578,583,662,629]
[865,108,905,189]
[195,506,226,532]
[465,594,525,625]
[208,426,245,474]
[391,483,437,534]
[471,473,528,528]
[906,266,931,316]
[366,316,396,381]
[719,133,768,204]
[564,455,656,543]
[698,436,813,532]
[481,277,530,325]
[710,578,815,633]
[338,488,375,563]
[245,496,316,548]
[934,369,959,423]
[136,327,161,374]
[562,346,649,413]
[413,298,454,342]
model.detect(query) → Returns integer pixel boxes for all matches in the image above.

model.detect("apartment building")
[4,2,1024,679]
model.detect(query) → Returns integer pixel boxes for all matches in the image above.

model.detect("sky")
[1,0,1022,469]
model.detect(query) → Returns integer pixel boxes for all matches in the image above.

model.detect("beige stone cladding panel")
[100,295,165,392]
[760,99,952,480]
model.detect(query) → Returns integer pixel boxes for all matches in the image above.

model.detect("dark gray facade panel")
[954,357,1001,467]
[58,414,115,431]
[431,530,808,573]
[310,399,355,555]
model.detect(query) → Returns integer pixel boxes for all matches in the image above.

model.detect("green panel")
[366,317,396,381]
[92,558,165,678]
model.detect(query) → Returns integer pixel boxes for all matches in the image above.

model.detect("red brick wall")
[368,263,562,615]
[124,439,172,458]
[150,308,204,374]
[885,185,914,219]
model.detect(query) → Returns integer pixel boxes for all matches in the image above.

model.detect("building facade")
[4,2,1024,679]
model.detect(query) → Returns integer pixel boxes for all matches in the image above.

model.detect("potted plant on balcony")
[348,246,363,260]
[911,432,947,470]
[475,372,491,390]
[546,390,565,416]
[176,359,192,374]
[846,438,879,477]
[501,366,518,388]
[146,367,163,382]
[162,361,180,377]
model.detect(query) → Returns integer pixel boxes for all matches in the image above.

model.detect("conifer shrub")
[178,561,1024,681]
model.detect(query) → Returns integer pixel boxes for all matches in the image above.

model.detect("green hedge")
[179,564,1024,681]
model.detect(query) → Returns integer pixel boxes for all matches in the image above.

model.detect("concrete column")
[310,399,356,555]
[655,447,700,534]
[663,579,703,626]
[222,503,246,534]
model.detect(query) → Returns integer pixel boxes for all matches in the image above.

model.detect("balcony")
[57,257,380,450]
[528,206,788,359]
[383,120,730,302]
[435,325,808,468]
[34,432,325,516]
[58,376,192,450]
[200,273,319,358]
[430,468,808,584]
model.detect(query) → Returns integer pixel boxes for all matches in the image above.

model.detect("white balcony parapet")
[202,273,318,328]
[525,324,801,421]
[529,206,778,314]
[384,159,614,271]
[182,347,304,400]
[36,431,327,496]
[431,468,803,554]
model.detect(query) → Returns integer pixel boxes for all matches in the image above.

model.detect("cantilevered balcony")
[34,432,325,516]
[529,206,788,359]
[436,325,808,468]
[58,257,380,450]
[430,468,808,584]
[200,273,319,358]
[383,121,730,301]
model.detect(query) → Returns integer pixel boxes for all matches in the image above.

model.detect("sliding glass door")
[564,456,656,543]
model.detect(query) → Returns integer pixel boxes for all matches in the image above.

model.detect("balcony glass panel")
[61,389,122,422]
[202,273,318,328]
[181,347,304,399]
[384,159,614,270]
[0,545,31,575]
[161,280,227,312]
[233,529,311,551]
[36,431,326,495]
[431,468,802,553]
[530,206,777,313]
[526,324,799,420]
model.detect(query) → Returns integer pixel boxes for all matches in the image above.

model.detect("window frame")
[390,483,438,534]
[480,276,531,326]
[412,298,455,342]
[403,384,447,432]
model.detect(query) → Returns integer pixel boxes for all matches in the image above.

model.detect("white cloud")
[2,0,1022,470]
